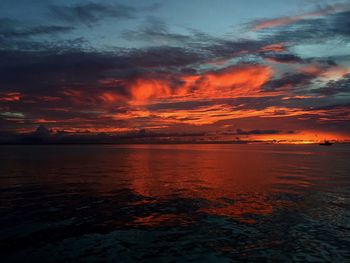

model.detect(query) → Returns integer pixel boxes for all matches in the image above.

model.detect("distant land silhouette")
[0,125,346,145]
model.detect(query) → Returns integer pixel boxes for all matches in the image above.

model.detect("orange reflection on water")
[124,145,280,225]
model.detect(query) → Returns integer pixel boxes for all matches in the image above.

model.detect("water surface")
[1,144,350,262]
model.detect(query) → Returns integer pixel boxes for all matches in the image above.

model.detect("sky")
[0,0,350,142]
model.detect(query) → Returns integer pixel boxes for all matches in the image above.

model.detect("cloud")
[49,2,137,25]
[127,46,203,68]
[249,3,350,31]
[260,43,285,52]
[122,64,272,104]
[0,1,350,141]
[260,10,350,46]
[235,129,283,135]
[204,39,263,59]
[312,74,350,95]
[0,18,74,39]
[122,17,192,45]
[0,92,21,101]
[263,73,315,91]
[328,10,350,37]
[0,39,345,134]
[306,104,350,123]
[263,53,304,64]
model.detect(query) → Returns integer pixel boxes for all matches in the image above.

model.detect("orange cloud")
[133,104,350,128]
[34,119,59,124]
[128,65,272,105]
[130,78,172,102]
[99,92,124,103]
[194,65,271,97]
[253,16,305,31]
[282,95,324,100]
[121,105,317,127]
[0,92,21,102]
[260,43,285,52]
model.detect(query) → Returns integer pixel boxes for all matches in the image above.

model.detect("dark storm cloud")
[123,20,256,59]
[312,103,350,111]
[0,18,74,39]
[219,128,294,137]
[127,46,204,68]
[0,43,205,94]
[289,103,350,126]
[321,10,350,37]
[235,129,282,135]
[147,100,214,111]
[310,59,337,67]
[49,2,137,25]
[263,73,315,91]
[248,3,350,31]
[1,25,74,38]
[0,50,125,92]
[312,74,350,96]
[263,53,304,64]
[122,17,192,45]
[306,103,350,125]
[261,10,350,45]
[205,39,263,59]
[147,96,286,112]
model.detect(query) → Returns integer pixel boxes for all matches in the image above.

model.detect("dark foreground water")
[1,144,350,262]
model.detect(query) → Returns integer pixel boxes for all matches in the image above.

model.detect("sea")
[1,144,350,262]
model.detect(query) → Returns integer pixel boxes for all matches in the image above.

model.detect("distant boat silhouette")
[319,140,333,146]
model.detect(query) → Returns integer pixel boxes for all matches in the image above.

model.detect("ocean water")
[1,144,350,262]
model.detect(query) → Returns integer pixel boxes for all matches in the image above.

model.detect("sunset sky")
[1,0,350,142]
